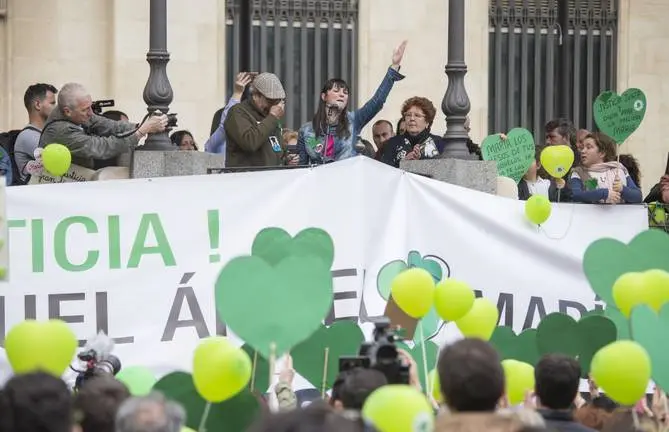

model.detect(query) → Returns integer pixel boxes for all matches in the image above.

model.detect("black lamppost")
[140,0,175,151]
[441,0,472,159]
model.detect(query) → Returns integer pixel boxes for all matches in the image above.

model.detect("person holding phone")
[224,73,287,168]
[282,129,300,166]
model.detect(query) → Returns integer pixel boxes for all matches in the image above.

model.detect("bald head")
[58,83,93,124]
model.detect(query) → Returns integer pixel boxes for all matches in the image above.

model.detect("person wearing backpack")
[12,83,58,184]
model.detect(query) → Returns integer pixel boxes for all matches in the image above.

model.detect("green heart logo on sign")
[291,321,364,390]
[251,227,335,268]
[630,304,669,390]
[489,327,540,366]
[593,88,647,144]
[241,344,270,394]
[536,313,617,375]
[583,230,669,307]
[153,372,260,432]
[396,340,439,391]
[481,128,535,183]
[215,255,333,358]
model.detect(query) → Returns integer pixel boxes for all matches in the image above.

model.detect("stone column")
[140,0,175,151]
[440,0,472,159]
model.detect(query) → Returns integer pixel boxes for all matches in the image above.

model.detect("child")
[518,145,571,202]
[569,132,642,204]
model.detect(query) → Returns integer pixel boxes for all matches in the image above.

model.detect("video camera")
[92,99,115,115]
[71,332,122,392]
[338,317,410,385]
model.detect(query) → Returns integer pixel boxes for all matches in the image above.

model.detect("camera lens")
[375,344,397,362]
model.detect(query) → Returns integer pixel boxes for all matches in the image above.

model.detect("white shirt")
[524,177,550,198]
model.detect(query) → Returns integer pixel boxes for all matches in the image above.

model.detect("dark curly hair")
[619,154,641,187]
[401,97,437,127]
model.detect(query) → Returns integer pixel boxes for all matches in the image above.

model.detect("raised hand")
[233,72,256,99]
[391,40,408,68]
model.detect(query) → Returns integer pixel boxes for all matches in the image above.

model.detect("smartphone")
[286,144,299,155]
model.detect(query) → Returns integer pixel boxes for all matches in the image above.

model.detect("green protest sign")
[481,128,535,183]
[593,88,646,144]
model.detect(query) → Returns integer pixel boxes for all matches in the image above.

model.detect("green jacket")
[224,99,285,168]
[39,108,139,169]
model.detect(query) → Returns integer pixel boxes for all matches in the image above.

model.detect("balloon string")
[632,407,640,429]
[539,202,577,241]
[419,322,430,397]
[269,342,277,393]
[557,187,562,204]
[198,402,211,432]
[321,347,330,399]
[250,350,258,391]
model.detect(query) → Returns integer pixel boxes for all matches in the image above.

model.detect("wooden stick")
[269,342,277,390]
[198,402,211,432]
[419,322,430,397]
[250,350,258,391]
[321,347,330,399]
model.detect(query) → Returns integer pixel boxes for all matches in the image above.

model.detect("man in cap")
[224,72,287,167]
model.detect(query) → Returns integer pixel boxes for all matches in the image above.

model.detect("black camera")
[92,99,115,115]
[73,349,122,391]
[339,317,410,385]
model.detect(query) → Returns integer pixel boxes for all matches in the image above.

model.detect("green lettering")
[127,213,176,268]
[54,216,99,272]
[32,219,45,273]
[108,215,121,269]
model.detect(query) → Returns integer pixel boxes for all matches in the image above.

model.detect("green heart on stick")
[630,304,669,390]
[583,230,669,307]
[489,326,540,366]
[593,88,646,144]
[153,371,260,432]
[291,321,364,390]
[251,227,335,268]
[481,128,536,183]
[215,255,333,358]
[241,344,270,394]
[536,313,617,375]
[396,340,439,392]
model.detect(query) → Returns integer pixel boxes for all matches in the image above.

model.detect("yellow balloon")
[5,319,77,377]
[434,279,475,322]
[502,359,535,405]
[192,337,251,403]
[643,269,669,312]
[612,272,649,317]
[362,385,435,432]
[390,268,436,318]
[42,143,72,176]
[591,341,650,406]
[540,145,574,178]
[525,195,552,225]
[429,369,443,404]
[455,298,499,341]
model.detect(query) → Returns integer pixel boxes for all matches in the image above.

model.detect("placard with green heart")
[489,326,540,366]
[481,128,536,183]
[593,88,646,144]
[396,340,439,391]
[242,344,270,394]
[583,230,669,307]
[605,305,630,340]
[215,255,333,358]
[153,371,260,432]
[251,227,335,268]
[291,321,364,390]
[631,304,669,390]
[536,313,617,375]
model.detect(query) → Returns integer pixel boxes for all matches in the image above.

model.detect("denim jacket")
[297,66,405,165]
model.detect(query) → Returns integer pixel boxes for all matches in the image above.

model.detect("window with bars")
[488,0,618,141]
[225,0,358,131]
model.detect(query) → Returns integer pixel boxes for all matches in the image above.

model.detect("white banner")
[0,157,648,387]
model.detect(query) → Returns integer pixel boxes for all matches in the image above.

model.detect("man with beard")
[224,72,287,167]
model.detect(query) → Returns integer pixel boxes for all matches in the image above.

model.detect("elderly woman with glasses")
[380,97,446,168]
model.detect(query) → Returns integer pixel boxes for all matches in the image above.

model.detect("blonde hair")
[282,129,298,145]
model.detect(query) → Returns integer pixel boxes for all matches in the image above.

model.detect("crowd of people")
[0,338,665,432]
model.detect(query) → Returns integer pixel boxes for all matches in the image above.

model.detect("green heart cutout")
[396,340,439,391]
[242,344,270,394]
[251,227,335,268]
[489,326,540,366]
[605,305,630,340]
[583,230,669,306]
[215,255,333,358]
[593,88,647,144]
[631,304,669,390]
[291,321,364,390]
[153,372,260,432]
[536,313,617,375]
[481,128,535,183]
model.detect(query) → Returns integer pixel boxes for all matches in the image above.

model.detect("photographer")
[39,83,168,169]
[330,368,387,413]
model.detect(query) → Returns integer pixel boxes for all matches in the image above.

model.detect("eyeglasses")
[403,112,425,120]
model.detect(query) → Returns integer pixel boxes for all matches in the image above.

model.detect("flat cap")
[252,73,286,99]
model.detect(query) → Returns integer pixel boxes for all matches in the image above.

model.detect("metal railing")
[488,0,618,140]
[225,0,358,131]
[648,203,669,233]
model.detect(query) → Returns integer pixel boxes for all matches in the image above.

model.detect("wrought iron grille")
[488,0,618,141]
[225,0,358,131]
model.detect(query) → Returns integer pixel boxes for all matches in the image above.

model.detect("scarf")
[403,129,439,158]
[585,161,629,191]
